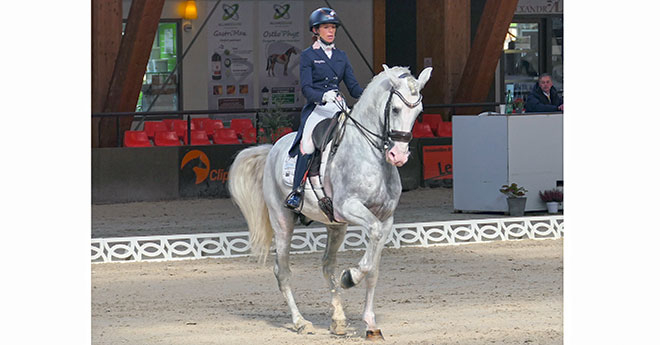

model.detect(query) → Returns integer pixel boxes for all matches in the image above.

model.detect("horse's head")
[381,64,432,167]
[288,47,297,55]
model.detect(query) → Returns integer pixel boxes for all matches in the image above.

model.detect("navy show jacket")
[289,44,363,155]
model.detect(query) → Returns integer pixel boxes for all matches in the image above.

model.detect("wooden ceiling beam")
[453,0,518,115]
[100,0,165,147]
[92,0,122,148]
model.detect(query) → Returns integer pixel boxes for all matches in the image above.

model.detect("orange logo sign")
[180,149,230,184]
[181,150,210,184]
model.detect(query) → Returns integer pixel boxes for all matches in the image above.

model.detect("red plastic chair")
[422,114,444,136]
[241,127,257,144]
[162,119,178,130]
[436,122,453,137]
[143,121,168,139]
[184,130,212,145]
[123,131,152,147]
[213,128,241,144]
[154,131,181,146]
[203,119,225,138]
[169,120,198,139]
[230,118,254,138]
[191,118,206,131]
[412,122,434,138]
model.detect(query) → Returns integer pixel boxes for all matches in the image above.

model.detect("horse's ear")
[382,64,402,88]
[417,67,433,89]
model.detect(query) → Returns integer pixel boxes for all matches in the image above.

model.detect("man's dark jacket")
[525,83,563,112]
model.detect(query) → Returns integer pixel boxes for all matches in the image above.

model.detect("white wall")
[122,0,373,111]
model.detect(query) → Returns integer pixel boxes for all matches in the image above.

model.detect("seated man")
[526,73,564,113]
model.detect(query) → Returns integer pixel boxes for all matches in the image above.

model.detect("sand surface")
[92,238,562,345]
[92,187,522,238]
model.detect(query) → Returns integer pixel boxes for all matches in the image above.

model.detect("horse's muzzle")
[386,143,409,167]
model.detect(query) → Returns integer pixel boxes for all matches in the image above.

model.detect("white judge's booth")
[452,113,563,213]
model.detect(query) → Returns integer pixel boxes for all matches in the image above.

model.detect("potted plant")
[499,183,528,216]
[512,98,525,114]
[539,188,563,214]
[258,98,292,143]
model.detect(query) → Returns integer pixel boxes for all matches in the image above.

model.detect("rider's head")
[309,7,340,44]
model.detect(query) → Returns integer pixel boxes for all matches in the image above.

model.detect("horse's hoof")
[366,329,385,341]
[340,269,356,289]
[296,320,315,334]
[330,319,348,335]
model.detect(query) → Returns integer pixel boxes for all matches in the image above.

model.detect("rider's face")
[315,24,337,43]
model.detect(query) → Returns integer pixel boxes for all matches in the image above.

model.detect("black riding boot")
[285,153,311,209]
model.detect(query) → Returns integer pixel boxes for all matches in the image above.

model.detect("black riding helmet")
[309,7,341,32]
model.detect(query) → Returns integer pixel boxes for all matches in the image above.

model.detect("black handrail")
[94,102,518,147]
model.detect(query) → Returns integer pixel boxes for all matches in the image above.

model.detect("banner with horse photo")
[257,0,304,108]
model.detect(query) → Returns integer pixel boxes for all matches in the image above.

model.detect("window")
[122,21,182,112]
[502,22,541,99]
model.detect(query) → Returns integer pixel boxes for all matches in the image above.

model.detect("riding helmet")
[309,7,341,32]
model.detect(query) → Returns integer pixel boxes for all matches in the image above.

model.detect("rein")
[339,79,422,153]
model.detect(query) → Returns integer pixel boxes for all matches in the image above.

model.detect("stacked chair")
[123,117,268,147]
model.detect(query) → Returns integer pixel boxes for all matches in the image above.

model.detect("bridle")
[340,73,422,153]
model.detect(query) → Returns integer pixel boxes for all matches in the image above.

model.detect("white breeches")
[300,100,346,155]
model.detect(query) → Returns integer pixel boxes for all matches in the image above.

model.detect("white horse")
[228,65,432,339]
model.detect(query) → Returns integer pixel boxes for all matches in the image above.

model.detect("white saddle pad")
[282,142,332,188]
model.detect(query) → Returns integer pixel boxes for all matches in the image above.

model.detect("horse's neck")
[335,100,386,164]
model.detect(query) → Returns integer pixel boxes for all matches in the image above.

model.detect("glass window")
[502,22,540,100]
[122,21,181,112]
[550,17,563,93]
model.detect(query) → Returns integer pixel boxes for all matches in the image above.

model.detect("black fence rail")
[91,102,502,147]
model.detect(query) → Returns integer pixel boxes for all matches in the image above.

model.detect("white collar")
[319,40,335,51]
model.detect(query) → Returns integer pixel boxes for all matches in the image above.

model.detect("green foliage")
[259,99,292,143]
[499,183,528,198]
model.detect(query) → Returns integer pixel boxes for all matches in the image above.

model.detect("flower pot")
[546,201,559,214]
[506,197,526,217]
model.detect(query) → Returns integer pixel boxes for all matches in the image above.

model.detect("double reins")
[337,76,422,153]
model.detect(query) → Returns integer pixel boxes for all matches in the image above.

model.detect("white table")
[452,113,563,212]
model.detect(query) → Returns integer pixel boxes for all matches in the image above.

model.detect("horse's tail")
[228,144,274,262]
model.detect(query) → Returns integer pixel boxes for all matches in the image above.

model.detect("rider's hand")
[322,90,338,104]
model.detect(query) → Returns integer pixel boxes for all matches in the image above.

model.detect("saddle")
[309,113,341,176]
[299,111,347,222]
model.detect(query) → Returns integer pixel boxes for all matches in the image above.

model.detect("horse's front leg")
[323,224,348,335]
[362,216,393,340]
[335,199,392,338]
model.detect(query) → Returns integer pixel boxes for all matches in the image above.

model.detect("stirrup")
[317,196,335,222]
[284,188,303,211]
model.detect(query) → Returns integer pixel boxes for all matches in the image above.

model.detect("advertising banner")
[422,145,453,182]
[179,145,249,198]
[207,2,256,110]
[257,1,305,108]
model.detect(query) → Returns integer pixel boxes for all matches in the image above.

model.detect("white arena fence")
[91,215,563,264]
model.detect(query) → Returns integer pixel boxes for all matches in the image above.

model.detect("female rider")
[285,7,363,210]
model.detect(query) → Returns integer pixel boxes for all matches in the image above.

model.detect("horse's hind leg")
[323,224,348,335]
[269,208,315,334]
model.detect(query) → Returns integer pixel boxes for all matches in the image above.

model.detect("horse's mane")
[351,66,411,118]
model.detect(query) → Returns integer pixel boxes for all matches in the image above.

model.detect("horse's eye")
[392,107,401,115]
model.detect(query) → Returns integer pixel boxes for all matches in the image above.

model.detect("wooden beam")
[372,0,386,75]
[92,0,122,148]
[101,0,165,147]
[453,0,518,115]
[417,0,470,120]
